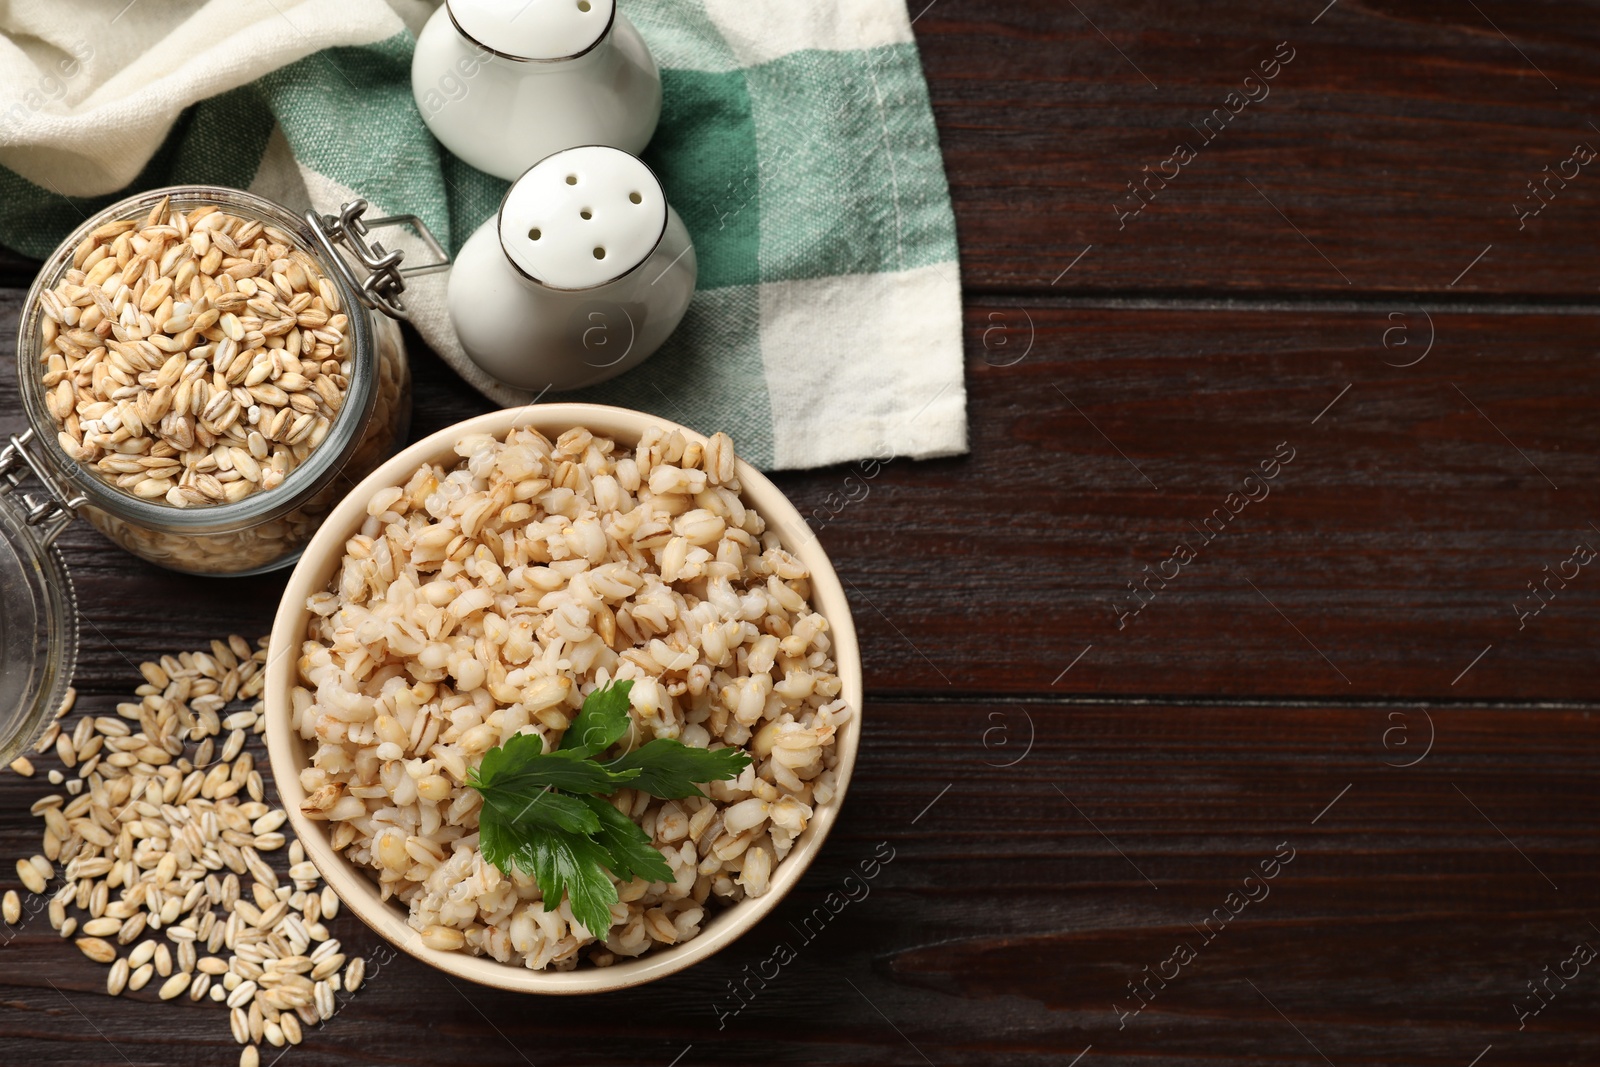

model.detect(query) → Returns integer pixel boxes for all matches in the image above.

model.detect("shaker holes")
[629,192,642,204]
[593,247,606,260]
[580,210,592,220]
[566,175,578,185]
[578,0,591,10]
[528,228,542,240]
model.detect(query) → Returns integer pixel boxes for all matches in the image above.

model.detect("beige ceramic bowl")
[264,404,861,993]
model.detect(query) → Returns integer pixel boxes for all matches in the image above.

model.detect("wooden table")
[3,2,1599,1063]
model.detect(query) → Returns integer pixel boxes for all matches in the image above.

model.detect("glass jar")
[0,448,77,765]
[11,186,446,576]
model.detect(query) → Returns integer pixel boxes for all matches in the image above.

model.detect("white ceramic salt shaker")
[449,145,696,391]
[412,0,661,181]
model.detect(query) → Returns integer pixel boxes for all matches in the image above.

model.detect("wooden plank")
[0,699,1593,1065]
[919,0,1600,296]
[4,292,1598,701]
[786,299,1600,700]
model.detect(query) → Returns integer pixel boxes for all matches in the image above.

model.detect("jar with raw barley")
[10,186,429,575]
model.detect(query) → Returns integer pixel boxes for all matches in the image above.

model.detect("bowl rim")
[264,403,861,994]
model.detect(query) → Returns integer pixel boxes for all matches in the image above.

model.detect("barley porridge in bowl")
[266,405,861,992]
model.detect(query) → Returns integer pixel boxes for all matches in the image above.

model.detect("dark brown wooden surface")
[4,2,1600,1065]
[931,0,1600,298]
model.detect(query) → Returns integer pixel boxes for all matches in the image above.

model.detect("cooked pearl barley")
[420,925,463,951]
[296,426,847,969]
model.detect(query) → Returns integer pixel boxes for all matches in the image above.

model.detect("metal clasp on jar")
[0,429,87,547]
[306,200,452,319]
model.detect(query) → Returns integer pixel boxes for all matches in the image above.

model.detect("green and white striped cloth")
[0,0,964,470]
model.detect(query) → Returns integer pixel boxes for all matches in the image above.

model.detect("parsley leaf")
[477,808,622,939]
[559,680,634,757]
[476,786,600,837]
[580,796,673,885]
[477,805,542,874]
[468,680,750,939]
[525,827,621,940]
[468,733,640,798]
[605,739,753,799]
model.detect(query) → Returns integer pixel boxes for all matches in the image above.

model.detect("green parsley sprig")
[466,680,751,939]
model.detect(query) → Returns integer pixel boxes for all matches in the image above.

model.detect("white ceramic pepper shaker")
[448,145,696,391]
[412,0,661,181]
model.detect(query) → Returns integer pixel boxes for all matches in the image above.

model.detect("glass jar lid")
[0,430,80,764]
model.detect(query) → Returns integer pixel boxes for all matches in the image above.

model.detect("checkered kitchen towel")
[0,0,964,470]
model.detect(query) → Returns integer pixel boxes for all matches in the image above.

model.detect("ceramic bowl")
[264,403,861,993]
